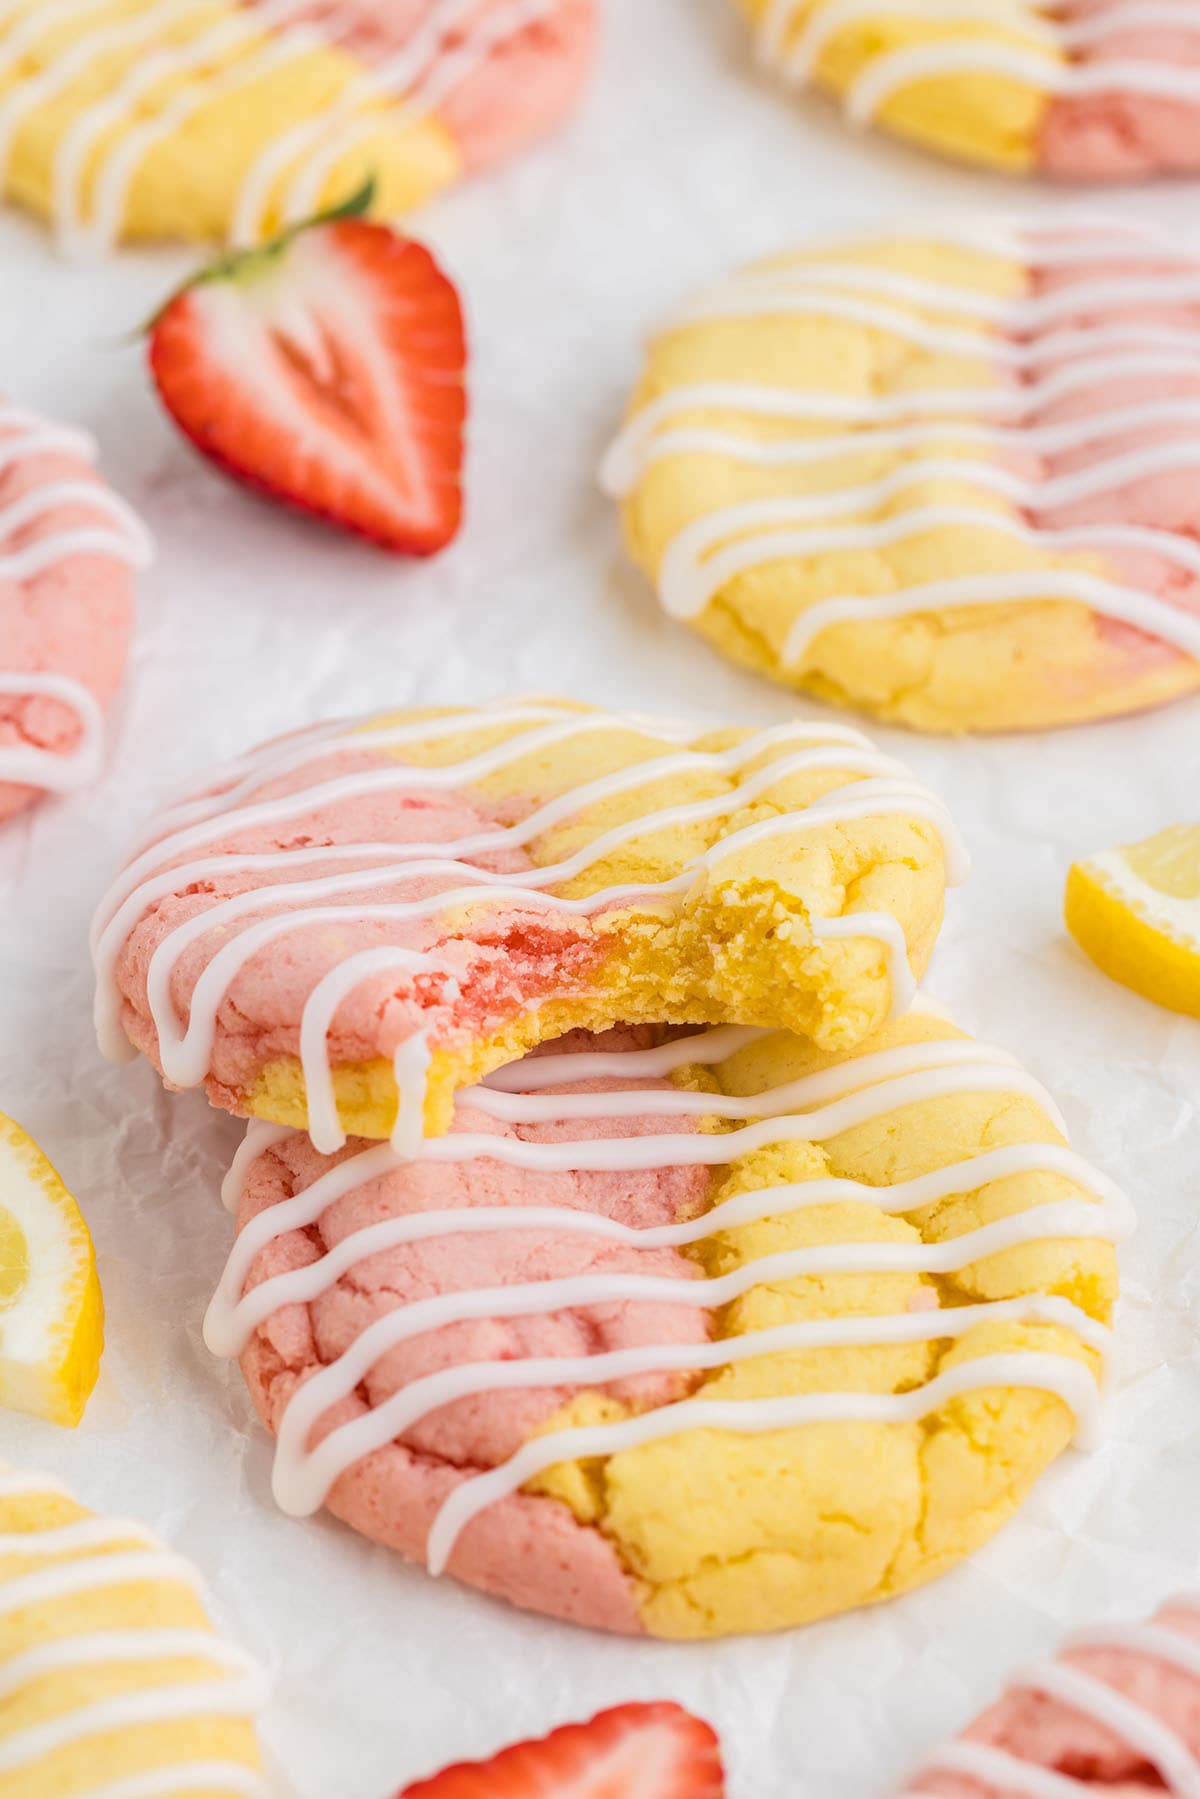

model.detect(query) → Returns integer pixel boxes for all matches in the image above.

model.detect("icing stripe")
[757,0,1200,120]
[278,0,561,230]
[0,1550,204,1620]
[0,1629,259,1704]
[666,285,1200,368]
[659,504,1200,634]
[848,43,1200,124]
[230,0,484,243]
[910,1742,1094,1797]
[0,1516,157,1557]
[424,1353,1103,1575]
[608,397,1200,484]
[1012,1660,1200,1797]
[766,0,1200,84]
[1066,1620,1200,1681]
[684,263,1200,328]
[601,355,1200,492]
[0,1677,265,1778]
[782,572,1200,666]
[80,1768,269,1799]
[0,673,105,794]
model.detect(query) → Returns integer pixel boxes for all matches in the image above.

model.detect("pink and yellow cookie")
[603,220,1200,735]
[742,1,1200,179]
[0,0,597,252]
[90,698,963,1144]
[0,1463,266,1797]
[207,1010,1124,1640]
[0,400,149,827]
[903,1594,1200,1794]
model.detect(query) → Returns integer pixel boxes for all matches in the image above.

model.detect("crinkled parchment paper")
[2,3,1199,1793]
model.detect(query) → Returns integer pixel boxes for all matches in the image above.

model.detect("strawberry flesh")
[148,218,466,556]
[393,1701,726,1798]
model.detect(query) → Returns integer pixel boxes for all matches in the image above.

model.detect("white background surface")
[3,3,1200,1794]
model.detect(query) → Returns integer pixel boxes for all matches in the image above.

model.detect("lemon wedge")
[0,1114,103,1425]
[1066,824,1200,1019]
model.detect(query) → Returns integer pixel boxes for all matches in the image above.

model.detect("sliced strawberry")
[147,185,466,556]
[394,1701,725,1798]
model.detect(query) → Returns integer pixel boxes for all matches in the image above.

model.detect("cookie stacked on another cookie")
[94,697,1127,1639]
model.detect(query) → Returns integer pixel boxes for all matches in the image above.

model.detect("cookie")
[91,698,964,1146]
[0,400,149,827]
[207,1009,1125,1639]
[903,1595,1200,1794]
[0,1463,266,1796]
[742,1,1200,179]
[603,222,1200,734]
[0,0,596,252]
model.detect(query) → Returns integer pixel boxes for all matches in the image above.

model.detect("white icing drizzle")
[600,355,1200,491]
[907,1605,1200,1795]
[0,1468,267,1791]
[0,401,150,798]
[0,1679,265,1779]
[0,1548,203,1619]
[602,226,1200,663]
[266,0,561,239]
[0,1629,260,1704]
[0,0,566,250]
[231,0,483,243]
[1011,1660,1200,1797]
[756,0,1200,119]
[53,0,319,256]
[84,22,335,257]
[81,1768,269,1799]
[91,706,967,1135]
[0,1514,157,1556]
[0,673,105,794]
[908,1742,1095,1798]
[207,1026,1125,1570]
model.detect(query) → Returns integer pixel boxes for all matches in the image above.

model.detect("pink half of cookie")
[959,232,1200,707]
[258,0,598,172]
[229,1028,710,1633]
[907,1597,1200,1796]
[95,737,615,1111]
[0,405,147,827]
[1041,1,1200,179]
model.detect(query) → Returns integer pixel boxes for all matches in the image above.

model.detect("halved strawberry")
[147,183,466,556]
[394,1701,725,1798]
